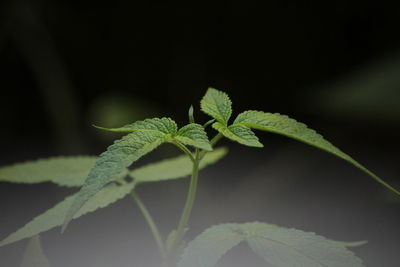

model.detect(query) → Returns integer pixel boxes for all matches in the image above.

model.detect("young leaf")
[20,236,51,267]
[200,88,232,125]
[188,105,195,123]
[234,111,400,195]
[178,222,365,267]
[178,224,244,267]
[131,147,228,184]
[0,156,97,187]
[212,122,263,147]
[94,117,178,134]
[0,182,135,247]
[174,123,212,151]
[62,126,171,232]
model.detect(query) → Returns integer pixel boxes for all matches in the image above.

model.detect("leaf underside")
[0,182,135,247]
[234,110,399,195]
[178,222,365,267]
[200,88,232,125]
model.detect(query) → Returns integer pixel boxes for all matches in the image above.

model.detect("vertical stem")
[167,150,200,262]
[130,191,165,258]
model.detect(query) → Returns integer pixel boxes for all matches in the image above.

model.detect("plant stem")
[130,191,165,258]
[168,149,200,261]
[172,140,195,163]
[199,133,223,160]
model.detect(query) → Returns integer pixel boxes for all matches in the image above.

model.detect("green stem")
[168,149,200,260]
[172,140,195,163]
[199,133,223,160]
[130,191,165,258]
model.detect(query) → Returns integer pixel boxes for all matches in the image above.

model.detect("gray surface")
[0,145,399,267]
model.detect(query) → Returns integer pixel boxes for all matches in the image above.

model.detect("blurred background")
[0,0,399,266]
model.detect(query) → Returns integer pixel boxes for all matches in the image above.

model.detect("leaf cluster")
[1,87,398,267]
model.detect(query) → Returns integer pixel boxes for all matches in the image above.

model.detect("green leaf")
[0,156,97,187]
[212,122,263,147]
[20,236,51,267]
[234,110,400,195]
[0,182,134,247]
[178,224,244,267]
[188,105,195,123]
[62,127,170,232]
[131,147,228,184]
[200,88,232,125]
[174,123,212,151]
[244,222,364,267]
[179,222,365,267]
[94,117,178,134]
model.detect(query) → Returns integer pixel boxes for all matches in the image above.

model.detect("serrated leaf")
[62,128,169,232]
[244,222,365,267]
[179,222,365,267]
[178,224,244,267]
[212,122,263,147]
[0,156,97,187]
[131,147,228,184]
[94,117,178,134]
[0,182,134,247]
[234,110,400,195]
[200,88,232,125]
[174,123,212,151]
[20,236,51,267]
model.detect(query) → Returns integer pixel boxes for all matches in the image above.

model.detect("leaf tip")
[92,124,107,131]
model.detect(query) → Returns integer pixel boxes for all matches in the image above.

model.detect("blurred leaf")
[179,222,365,267]
[131,147,228,184]
[0,156,97,187]
[312,56,400,121]
[0,182,134,247]
[89,94,161,140]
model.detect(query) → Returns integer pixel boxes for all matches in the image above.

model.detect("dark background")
[0,0,399,266]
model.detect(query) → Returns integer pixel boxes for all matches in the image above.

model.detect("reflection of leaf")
[0,182,134,247]
[0,156,97,187]
[20,236,51,267]
[131,147,228,184]
[234,110,400,195]
[179,222,365,267]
